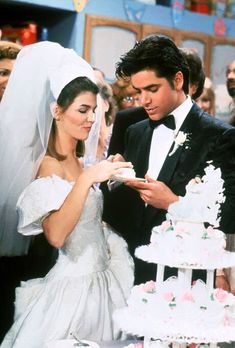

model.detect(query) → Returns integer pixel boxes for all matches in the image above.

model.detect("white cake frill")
[114,164,235,346]
[114,277,235,343]
[135,165,235,269]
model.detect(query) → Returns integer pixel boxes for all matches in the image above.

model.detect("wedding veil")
[0,41,100,256]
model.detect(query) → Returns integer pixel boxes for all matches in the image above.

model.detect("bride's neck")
[55,134,77,159]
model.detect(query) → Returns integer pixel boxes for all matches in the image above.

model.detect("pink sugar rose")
[142,280,156,293]
[161,220,171,231]
[206,226,216,237]
[213,288,229,303]
[223,314,231,326]
[175,226,187,237]
[134,343,144,348]
[181,292,195,303]
[164,292,175,302]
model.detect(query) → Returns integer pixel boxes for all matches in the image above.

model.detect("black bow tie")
[149,114,176,130]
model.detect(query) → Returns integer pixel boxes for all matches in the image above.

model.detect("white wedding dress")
[1,175,134,348]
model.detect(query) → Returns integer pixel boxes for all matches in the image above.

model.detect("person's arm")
[215,269,230,292]
[39,157,133,248]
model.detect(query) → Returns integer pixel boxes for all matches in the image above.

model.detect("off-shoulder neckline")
[36,174,97,191]
[36,174,75,185]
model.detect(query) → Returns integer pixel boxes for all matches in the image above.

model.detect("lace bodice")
[17,175,110,271]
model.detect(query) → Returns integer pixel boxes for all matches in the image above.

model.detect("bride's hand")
[84,160,133,184]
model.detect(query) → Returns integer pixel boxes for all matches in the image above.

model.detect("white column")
[207,269,214,291]
[156,264,165,286]
[178,268,192,290]
[144,336,150,348]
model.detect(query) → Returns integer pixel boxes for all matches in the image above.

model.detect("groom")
[101,35,235,285]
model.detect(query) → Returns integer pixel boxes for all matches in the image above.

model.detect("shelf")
[0,0,75,12]
[0,0,77,48]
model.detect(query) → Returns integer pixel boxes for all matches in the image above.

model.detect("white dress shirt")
[147,96,193,179]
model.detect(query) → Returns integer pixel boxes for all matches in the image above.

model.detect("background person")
[226,59,235,126]
[0,40,21,102]
[196,77,216,116]
[180,47,205,100]
[112,76,141,112]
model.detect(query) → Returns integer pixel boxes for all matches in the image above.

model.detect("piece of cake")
[117,167,136,179]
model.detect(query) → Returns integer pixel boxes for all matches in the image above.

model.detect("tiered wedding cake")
[114,164,235,347]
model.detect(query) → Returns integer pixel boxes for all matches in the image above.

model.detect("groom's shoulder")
[192,103,234,134]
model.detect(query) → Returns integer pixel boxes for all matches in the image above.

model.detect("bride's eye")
[79,107,89,114]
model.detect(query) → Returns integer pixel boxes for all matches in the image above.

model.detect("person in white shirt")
[101,35,235,285]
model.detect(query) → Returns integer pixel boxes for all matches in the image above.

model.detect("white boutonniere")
[168,131,190,156]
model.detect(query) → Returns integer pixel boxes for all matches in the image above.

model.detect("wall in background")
[1,0,234,120]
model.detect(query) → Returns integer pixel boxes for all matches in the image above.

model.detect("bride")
[0,42,134,347]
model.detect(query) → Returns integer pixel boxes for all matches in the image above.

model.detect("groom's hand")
[107,154,125,162]
[125,175,179,210]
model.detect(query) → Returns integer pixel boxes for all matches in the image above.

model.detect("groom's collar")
[171,96,193,133]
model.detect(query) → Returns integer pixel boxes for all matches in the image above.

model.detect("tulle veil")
[0,41,101,256]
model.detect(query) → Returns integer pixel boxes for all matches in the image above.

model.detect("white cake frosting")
[114,164,235,345]
[115,277,235,343]
[117,167,136,179]
[135,220,235,269]
[135,165,235,269]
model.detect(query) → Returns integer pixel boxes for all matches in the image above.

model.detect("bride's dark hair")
[47,76,99,160]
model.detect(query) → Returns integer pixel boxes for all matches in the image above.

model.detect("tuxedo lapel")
[145,103,204,224]
[157,103,203,185]
[135,125,153,178]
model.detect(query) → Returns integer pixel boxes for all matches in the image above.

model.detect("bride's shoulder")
[37,155,65,179]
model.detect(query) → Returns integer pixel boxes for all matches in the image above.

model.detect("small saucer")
[111,175,146,182]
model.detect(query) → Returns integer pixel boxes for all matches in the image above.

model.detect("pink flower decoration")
[223,314,231,326]
[161,220,171,231]
[206,226,216,237]
[164,292,175,302]
[214,17,227,37]
[134,343,144,348]
[175,226,187,236]
[142,280,156,293]
[181,292,195,303]
[214,288,228,303]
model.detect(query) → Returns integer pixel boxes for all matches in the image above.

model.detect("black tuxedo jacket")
[108,107,148,156]
[101,103,235,283]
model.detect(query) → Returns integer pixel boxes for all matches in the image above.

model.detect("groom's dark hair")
[115,34,189,95]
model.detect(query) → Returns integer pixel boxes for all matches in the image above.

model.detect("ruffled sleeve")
[17,175,72,236]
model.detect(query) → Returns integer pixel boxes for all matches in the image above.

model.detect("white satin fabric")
[1,176,134,348]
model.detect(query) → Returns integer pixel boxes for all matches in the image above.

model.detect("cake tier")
[114,278,235,343]
[135,220,235,269]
